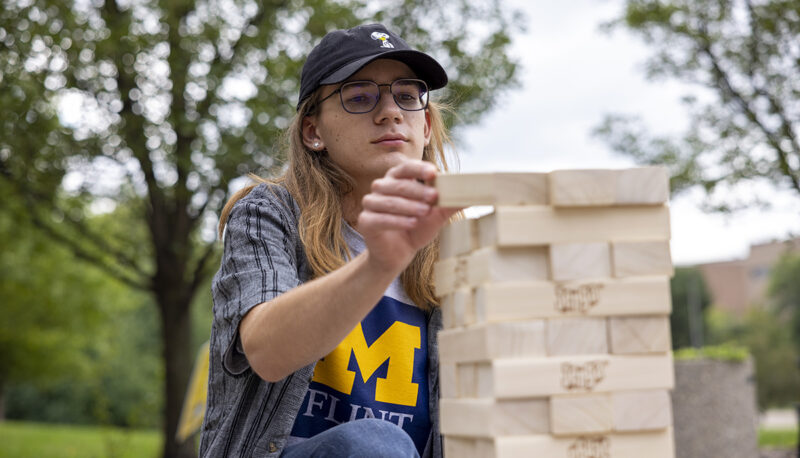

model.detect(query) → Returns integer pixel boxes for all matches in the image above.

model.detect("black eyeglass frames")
[316,78,429,114]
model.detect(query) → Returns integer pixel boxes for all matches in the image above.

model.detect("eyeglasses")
[316,78,429,114]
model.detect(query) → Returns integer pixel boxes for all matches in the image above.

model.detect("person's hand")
[358,159,461,275]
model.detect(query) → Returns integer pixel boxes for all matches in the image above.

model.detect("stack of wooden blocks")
[434,167,675,458]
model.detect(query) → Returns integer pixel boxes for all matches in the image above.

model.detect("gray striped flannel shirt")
[199,183,442,458]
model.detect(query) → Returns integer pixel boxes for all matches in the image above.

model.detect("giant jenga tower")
[434,167,675,458]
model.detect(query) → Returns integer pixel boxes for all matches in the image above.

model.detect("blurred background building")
[698,237,800,315]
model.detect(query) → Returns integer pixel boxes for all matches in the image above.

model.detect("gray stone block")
[673,358,759,458]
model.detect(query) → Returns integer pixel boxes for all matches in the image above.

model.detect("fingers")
[386,159,438,182]
[357,210,417,232]
[362,194,431,217]
[370,176,438,204]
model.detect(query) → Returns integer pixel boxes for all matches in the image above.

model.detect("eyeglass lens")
[339,79,428,114]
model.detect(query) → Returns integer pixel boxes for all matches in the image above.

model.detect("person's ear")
[302,116,325,151]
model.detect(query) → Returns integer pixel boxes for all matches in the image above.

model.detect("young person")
[199,23,459,457]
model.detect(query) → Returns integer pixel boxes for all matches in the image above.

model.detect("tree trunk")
[158,292,195,458]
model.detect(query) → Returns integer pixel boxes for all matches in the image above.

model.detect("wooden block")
[474,276,672,322]
[434,257,456,297]
[493,173,549,206]
[549,169,618,207]
[433,256,468,297]
[440,287,475,329]
[549,167,669,207]
[439,321,546,363]
[436,173,548,207]
[549,242,611,281]
[440,292,456,329]
[612,240,674,277]
[444,437,492,458]
[477,206,670,247]
[440,362,457,398]
[550,394,613,435]
[464,354,674,399]
[609,316,672,354]
[467,247,549,287]
[456,363,493,398]
[440,217,478,259]
[612,389,672,431]
[616,166,669,205]
[440,398,550,437]
[452,287,476,327]
[444,429,675,458]
[436,173,496,207]
[546,317,608,356]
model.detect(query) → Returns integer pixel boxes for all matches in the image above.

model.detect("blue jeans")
[280,418,420,457]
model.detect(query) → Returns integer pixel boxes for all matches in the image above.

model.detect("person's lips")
[372,134,407,146]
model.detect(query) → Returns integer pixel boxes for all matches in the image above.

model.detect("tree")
[0,1,522,456]
[593,0,800,212]
[769,253,800,350]
[0,187,104,421]
[670,266,712,349]
[1,187,162,427]
[704,306,800,409]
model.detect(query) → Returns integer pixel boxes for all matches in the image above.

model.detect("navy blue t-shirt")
[288,226,431,454]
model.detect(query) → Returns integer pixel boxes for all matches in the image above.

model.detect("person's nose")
[372,85,403,124]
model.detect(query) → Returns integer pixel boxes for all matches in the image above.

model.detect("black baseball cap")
[297,23,448,110]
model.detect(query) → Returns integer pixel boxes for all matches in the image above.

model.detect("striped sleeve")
[212,194,301,376]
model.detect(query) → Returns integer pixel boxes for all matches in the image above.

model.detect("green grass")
[759,427,799,449]
[0,421,162,458]
[3,420,793,455]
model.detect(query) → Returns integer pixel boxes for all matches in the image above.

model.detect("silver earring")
[313,141,320,148]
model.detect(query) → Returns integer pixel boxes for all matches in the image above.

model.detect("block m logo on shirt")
[312,321,421,407]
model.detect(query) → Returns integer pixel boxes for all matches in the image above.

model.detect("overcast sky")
[456,0,800,266]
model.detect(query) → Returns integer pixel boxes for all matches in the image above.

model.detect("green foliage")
[673,343,750,362]
[0,421,160,458]
[769,253,800,350]
[669,266,712,349]
[595,0,800,212]
[705,306,800,409]
[0,1,522,451]
[0,189,104,388]
[1,200,163,427]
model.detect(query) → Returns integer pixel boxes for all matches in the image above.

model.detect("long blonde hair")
[219,88,456,309]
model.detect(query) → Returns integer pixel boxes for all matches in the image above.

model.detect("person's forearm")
[240,250,402,382]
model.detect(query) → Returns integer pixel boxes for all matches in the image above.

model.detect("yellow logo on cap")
[370,31,394,49]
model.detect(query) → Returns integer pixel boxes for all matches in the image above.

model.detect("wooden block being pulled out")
[436,172,548,207]
[438,321,546,363]
[549,169,618,207]
[549,393,613,435]
[463,354,674,399]
[477,206,670,248]
[608,315,672,354]
[473,276,672,322]
[612,240,674,277]
[440,398,550,437]
[549,167,669,207]
[612,389,672,432]
[443,428,675,458]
